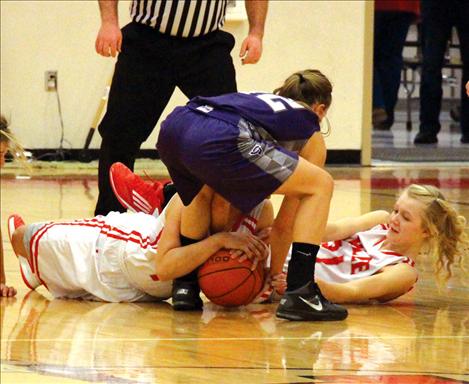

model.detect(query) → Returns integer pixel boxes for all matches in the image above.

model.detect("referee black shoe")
[172,281,203,311]
[276,282,348,321]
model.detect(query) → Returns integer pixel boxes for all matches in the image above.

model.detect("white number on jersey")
[255,93,305,112]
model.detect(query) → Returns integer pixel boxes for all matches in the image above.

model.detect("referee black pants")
[95,22,237,216]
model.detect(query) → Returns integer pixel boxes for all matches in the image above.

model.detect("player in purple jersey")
[155,69,348,321]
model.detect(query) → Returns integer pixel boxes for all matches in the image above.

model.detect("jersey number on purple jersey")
[254,93,305,113]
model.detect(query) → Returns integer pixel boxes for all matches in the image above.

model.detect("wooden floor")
[1,163,468,384]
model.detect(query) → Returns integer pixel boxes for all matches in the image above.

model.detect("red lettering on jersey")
[351,254,371,274]
[349,237,364,255]
[321,240,342,252]
[350,236,370,274]
[150,274,159,281]
[317,255,345,265]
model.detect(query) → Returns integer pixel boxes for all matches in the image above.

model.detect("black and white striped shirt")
[130,0,228,38]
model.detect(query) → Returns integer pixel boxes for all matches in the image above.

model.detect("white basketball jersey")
[119,198,172,299]
[122,199,266,296]
[31,210,171,302]
[230,201,265,234]
[285,224,415,283]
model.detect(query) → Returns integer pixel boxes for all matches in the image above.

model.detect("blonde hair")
[1,115,11,143]
[404,184,468,283]
[0,115,30,169]
[274,69,332,109]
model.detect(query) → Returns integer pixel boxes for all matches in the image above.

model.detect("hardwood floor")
[1,163,468,383]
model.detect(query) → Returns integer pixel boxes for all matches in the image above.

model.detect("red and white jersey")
[111,206,171,299]
[31,210,172,302]
[31,197,266,302]
[117,198,266,298]
[230,201,265,234]
[285,224,416,283]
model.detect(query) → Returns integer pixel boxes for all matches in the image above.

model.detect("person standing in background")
[373,0,420,130]
[415,0,469,144]
[94,0,268,216]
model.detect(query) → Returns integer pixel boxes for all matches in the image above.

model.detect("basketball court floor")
[372,102,468,162]
[1,161,468,383]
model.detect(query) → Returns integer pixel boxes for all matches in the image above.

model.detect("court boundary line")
[2,335,468,342]
[2,361,469,377]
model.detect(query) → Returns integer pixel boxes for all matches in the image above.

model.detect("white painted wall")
[1,1,372,155]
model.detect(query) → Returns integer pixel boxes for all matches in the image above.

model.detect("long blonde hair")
[405,184,468,283]
[1,115,30,169]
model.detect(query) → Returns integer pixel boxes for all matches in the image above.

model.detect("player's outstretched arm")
[323,210,390,242]
[317,263,417,304]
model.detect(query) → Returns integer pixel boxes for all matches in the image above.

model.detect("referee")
[94,0,268,217]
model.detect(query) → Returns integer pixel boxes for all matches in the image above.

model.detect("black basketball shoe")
[172,280,203,311]
[276,281,348,321]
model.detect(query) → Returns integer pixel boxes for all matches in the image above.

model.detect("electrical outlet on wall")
[45,71,58,91]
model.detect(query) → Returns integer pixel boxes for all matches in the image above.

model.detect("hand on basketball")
[232,228,271,271]
[216,232,268,269]
[256,227,272,244]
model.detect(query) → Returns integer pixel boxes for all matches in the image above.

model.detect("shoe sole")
[172,300,203,311]
[18,256,41,290]
[7,215,20,244]
[7,215,41,290]
[276,308,348,321]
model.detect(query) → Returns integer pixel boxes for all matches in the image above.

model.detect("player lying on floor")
[289,184,468,303]
[7,190,273,302]
[109,167,468,305]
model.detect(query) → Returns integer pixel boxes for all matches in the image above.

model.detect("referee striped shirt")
[130,0,229,38]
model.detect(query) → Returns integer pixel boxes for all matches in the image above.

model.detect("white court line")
[371,160,469,167]
[1,335,468,342]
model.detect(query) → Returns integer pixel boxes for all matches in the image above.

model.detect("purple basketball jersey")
[187,92,320,142]
[158,93,322,213]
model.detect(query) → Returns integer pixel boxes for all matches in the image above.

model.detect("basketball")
[198,249,265,307]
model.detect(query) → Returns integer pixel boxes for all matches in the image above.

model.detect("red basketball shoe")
[7,214,42,290]
[109,162,165,216]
